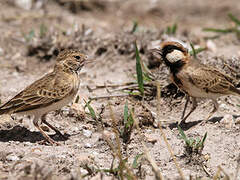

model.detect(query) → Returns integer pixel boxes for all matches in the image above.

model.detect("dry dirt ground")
[0,0,240,179]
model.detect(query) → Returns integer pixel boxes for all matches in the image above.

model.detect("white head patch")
[166,49,185,63]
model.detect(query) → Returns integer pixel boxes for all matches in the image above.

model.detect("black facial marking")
[173,74,183,86]
[160,44,186,74]
[169,60,186,74]
[162,45,185,58]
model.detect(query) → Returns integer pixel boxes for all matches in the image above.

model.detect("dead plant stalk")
[156,83,185,180]
[131,110,163,180]
[108,102,137,180]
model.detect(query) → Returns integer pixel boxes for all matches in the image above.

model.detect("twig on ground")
[107,102,137,180]
[131,110,163,180]
[202,164,211,177]
[87,82,136,91]
[213,166,230,180]
[234,154,240,180]
[156,83,185,180]
[90,94,131,100]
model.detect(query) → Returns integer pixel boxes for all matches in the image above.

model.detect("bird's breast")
[72,73,80,95]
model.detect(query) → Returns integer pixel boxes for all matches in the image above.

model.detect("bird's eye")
[74,56,80,60]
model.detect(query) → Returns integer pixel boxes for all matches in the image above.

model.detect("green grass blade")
[190,47,206,57]
[190,43,196,58]
[199,132,207,147]
[132,153,143,168]
[25,30,35,42]
[143,72,152,82]
[172,23,178,34]
[84,99,97,120]
[125,108,134,128]
[177,125,189,145]
[131,20,138,33]
[166,26,171,34]
[228,13,240,26]
[125,91,141,96]
[203,28,233,33]
[40,24,47,38]
[194,47,206,55]
[124,100,129,123]
[135,43,144,95]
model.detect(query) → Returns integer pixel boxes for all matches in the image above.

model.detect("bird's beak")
[150,48,163,61]
[84,55,96,64]
[150,48,162,56]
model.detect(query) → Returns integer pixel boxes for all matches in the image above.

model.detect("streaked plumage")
[152,41,240,124]
[0,50,89,145]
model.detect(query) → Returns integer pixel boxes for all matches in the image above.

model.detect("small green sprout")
[84,99,97,120]
[166,23,178,35]
[203,13,240,39]
[189,43,206,58]
[131,20,138,34]
[121,100,134,143]
[178,125,207,155]
[132,153,143,169]
[40,24,47,38]
[135,43,144,95]
[25,30,35,42]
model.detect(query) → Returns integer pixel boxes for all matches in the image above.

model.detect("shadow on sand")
[0,125,70,144]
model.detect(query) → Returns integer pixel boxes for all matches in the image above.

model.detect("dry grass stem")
[131,111,164,180]
[108,102,137,180]
[234,154,240,180]
[90,94,130,100]
[156,83,185,180]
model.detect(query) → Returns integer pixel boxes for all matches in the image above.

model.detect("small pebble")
[235,117,240,125]
[6,154,20,161]
[145,134,158,144]
[71,127,79,132]
[221,114,234,129]
[206,40,217,52]
[83,129,92,138]
[84,143,92,148]
[102,130,115,140]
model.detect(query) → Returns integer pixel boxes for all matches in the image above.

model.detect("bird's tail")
[0,107,11,115]
[0,102,15,115]
[230,86,240,96]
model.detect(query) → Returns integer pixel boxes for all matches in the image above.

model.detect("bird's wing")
[188,67,236,94]
[0,72,74,114]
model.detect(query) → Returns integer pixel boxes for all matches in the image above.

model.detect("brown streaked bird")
[0,50,89,145]
[152,41,240,125]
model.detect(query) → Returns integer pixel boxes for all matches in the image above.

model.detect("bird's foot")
[199,120,207,126]
[178,120,187,128]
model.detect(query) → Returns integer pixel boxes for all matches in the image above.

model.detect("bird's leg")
[180,97,197,124]
[33,116,59,145]
[181,95,190,119]
[202,99,219,124]
[41,114,67,140]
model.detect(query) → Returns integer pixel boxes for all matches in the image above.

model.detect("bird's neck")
[54,64,77,75]
[168,60,186,74]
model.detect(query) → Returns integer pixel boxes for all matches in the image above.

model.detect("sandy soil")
[0,0,240,179]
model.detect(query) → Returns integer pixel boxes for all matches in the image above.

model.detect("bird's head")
[55,50,90,74]
[151,41,189,66]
